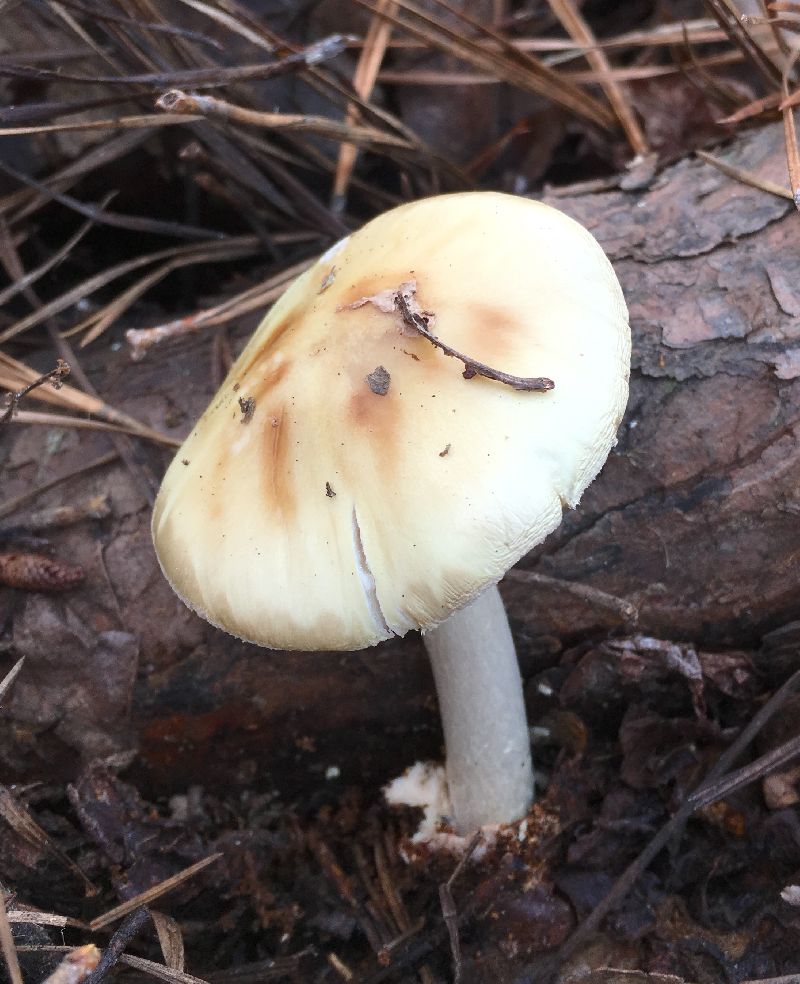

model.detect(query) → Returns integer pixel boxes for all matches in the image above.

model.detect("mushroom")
[152,192,630,835]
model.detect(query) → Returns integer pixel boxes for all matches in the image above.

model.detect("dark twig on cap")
[393,287,554,393]
[0,359,70,425]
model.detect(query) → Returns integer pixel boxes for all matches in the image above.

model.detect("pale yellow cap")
[152,192,630,651]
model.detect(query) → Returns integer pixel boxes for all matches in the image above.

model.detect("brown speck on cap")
[238,396,255,423]
[366,366,391,396]
[439,444,451,458]
[326,482,336,498]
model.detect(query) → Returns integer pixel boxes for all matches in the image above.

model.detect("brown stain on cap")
[348,374,400,430]
[237,306,301,380]
[262,406,295,519]
[464,302,522,363]
[346,373,404,477]
[336,271,416,310]
[247,354,291,405]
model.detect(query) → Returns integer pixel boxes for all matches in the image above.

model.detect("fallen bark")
[524,121,799,646]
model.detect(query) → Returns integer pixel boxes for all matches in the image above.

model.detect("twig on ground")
[0,360,70,425]
[118,952,209,984]
[0,112,201,139]
[6,909,87,931]
[327,952,354,980]
[720,90,782,124]
[43,944,101,984]
[125,259,312,360]
[505,570,639,622]
[0,352,179,447]
[15,947,211,984]
[0,890,23,984]
[156,90,417,152]
[83,908,150,984]
[690,731,800,810]
[0,223,164,506]
[439,831,482,984]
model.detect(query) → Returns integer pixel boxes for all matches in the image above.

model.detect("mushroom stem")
[422,583,533,834]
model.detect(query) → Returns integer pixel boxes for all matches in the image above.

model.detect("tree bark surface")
[522,122,799,646]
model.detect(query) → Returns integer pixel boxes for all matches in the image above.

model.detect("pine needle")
[546,0,649,155]
[0,352,180,446]
[696,148,794,200]
[0,659,25,706]
[0,893,23,984]
[88,854,223,931]
[781,81,800,207]
[353,0,616,127]
[332,0,397,210]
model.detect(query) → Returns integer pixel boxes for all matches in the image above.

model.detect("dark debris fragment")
[237,396,255,423]
[366,366,391,396]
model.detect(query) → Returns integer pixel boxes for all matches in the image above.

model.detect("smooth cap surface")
[152,192,630,650]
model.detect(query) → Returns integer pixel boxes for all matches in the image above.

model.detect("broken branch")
[0,359,70,425]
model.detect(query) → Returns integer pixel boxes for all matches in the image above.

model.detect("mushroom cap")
[152,192,630,651]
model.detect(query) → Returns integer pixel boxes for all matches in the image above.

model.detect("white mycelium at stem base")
[423,584,532,834]
[151,191,631,837]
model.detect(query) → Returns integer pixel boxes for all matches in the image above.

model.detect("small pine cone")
[0,552,85,592]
